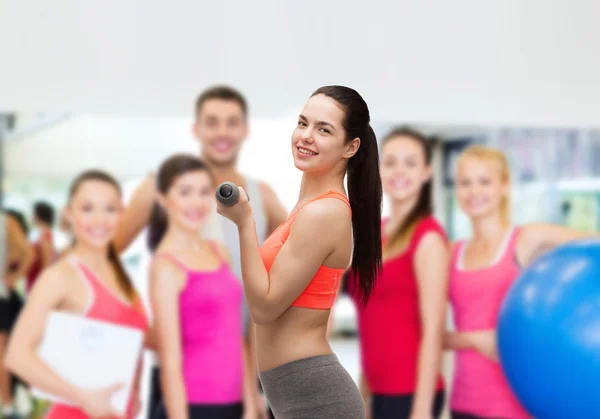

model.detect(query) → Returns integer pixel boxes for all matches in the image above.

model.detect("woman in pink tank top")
[147,154,254,419]
[444,145,595,419]
[5,170,151,419]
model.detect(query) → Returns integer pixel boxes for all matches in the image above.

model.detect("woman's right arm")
[444,330,498,361]
[149,259,188,419]
[4,266,121,416]
[444,331,474,350]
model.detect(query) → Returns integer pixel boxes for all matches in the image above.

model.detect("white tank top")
[220,178,268,280]
[201,178,268,274]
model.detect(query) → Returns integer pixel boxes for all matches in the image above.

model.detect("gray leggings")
[259,354,365,419]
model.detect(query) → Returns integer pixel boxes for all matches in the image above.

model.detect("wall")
[4,114,305,212]
[4,115,445,219]
[0,1,599,127]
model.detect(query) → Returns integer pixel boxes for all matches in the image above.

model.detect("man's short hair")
[195,85,248,119]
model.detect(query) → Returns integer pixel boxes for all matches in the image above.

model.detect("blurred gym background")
[1,1,599,418]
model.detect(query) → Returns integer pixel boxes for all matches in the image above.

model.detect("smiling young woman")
[146,154,257,419]
[217,85,383,419]
[348,127,449,419]
[5,170,150,419]
[445,145,597,419]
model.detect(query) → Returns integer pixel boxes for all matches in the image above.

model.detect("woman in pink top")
[148,154,256,419]
[5,170,151,419]
[444,145,595,419]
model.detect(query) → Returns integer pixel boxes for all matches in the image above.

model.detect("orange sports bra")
[259,190,351,309]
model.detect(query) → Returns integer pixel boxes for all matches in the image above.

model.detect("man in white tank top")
[114,86,287,419]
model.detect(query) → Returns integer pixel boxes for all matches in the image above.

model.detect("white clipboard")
[31,311,144,416]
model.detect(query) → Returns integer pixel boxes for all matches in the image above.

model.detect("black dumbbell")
[216,181,249,206]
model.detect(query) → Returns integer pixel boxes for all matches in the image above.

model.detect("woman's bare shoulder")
[294,197,351,240]
[28,258,77,301]
[41,258,77,282]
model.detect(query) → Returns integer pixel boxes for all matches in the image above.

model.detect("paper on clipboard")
[31,311,144,416]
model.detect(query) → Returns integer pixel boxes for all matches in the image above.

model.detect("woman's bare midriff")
[255,306,333,372]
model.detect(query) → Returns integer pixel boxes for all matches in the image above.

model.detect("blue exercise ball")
[498,238,600,419]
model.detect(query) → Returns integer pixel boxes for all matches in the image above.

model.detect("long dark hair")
[381,126,434,255]
[68,170,136,301]
[311,86,382,307]
[147,154,213,251]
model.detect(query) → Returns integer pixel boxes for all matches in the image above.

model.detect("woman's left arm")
[143,323,157,350]
[518,223,598,266]
[410,232,449,419]
[218,192,346,325]
[131,356,144,417]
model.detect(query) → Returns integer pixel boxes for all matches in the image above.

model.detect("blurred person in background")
[148,154,256,419]
[25,201,57,293]
[55,208,75,259]
[114,85,287,418]
[4,209,38,417]
[4,209,29,333]
[1,211,33,417]
[3,211,29,332]
[445,145,596,419]
[348,127,448,419]
[4,211,29,241]
[5,170,151,419]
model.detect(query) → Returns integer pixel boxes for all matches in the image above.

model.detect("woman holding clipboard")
[5,170,150,419]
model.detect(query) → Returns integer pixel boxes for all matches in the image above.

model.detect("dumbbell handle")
[216,182,249,206]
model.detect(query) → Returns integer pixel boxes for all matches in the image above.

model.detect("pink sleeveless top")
[155,242,244,404]
[449,227,530,419]
[46,258,149,419]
